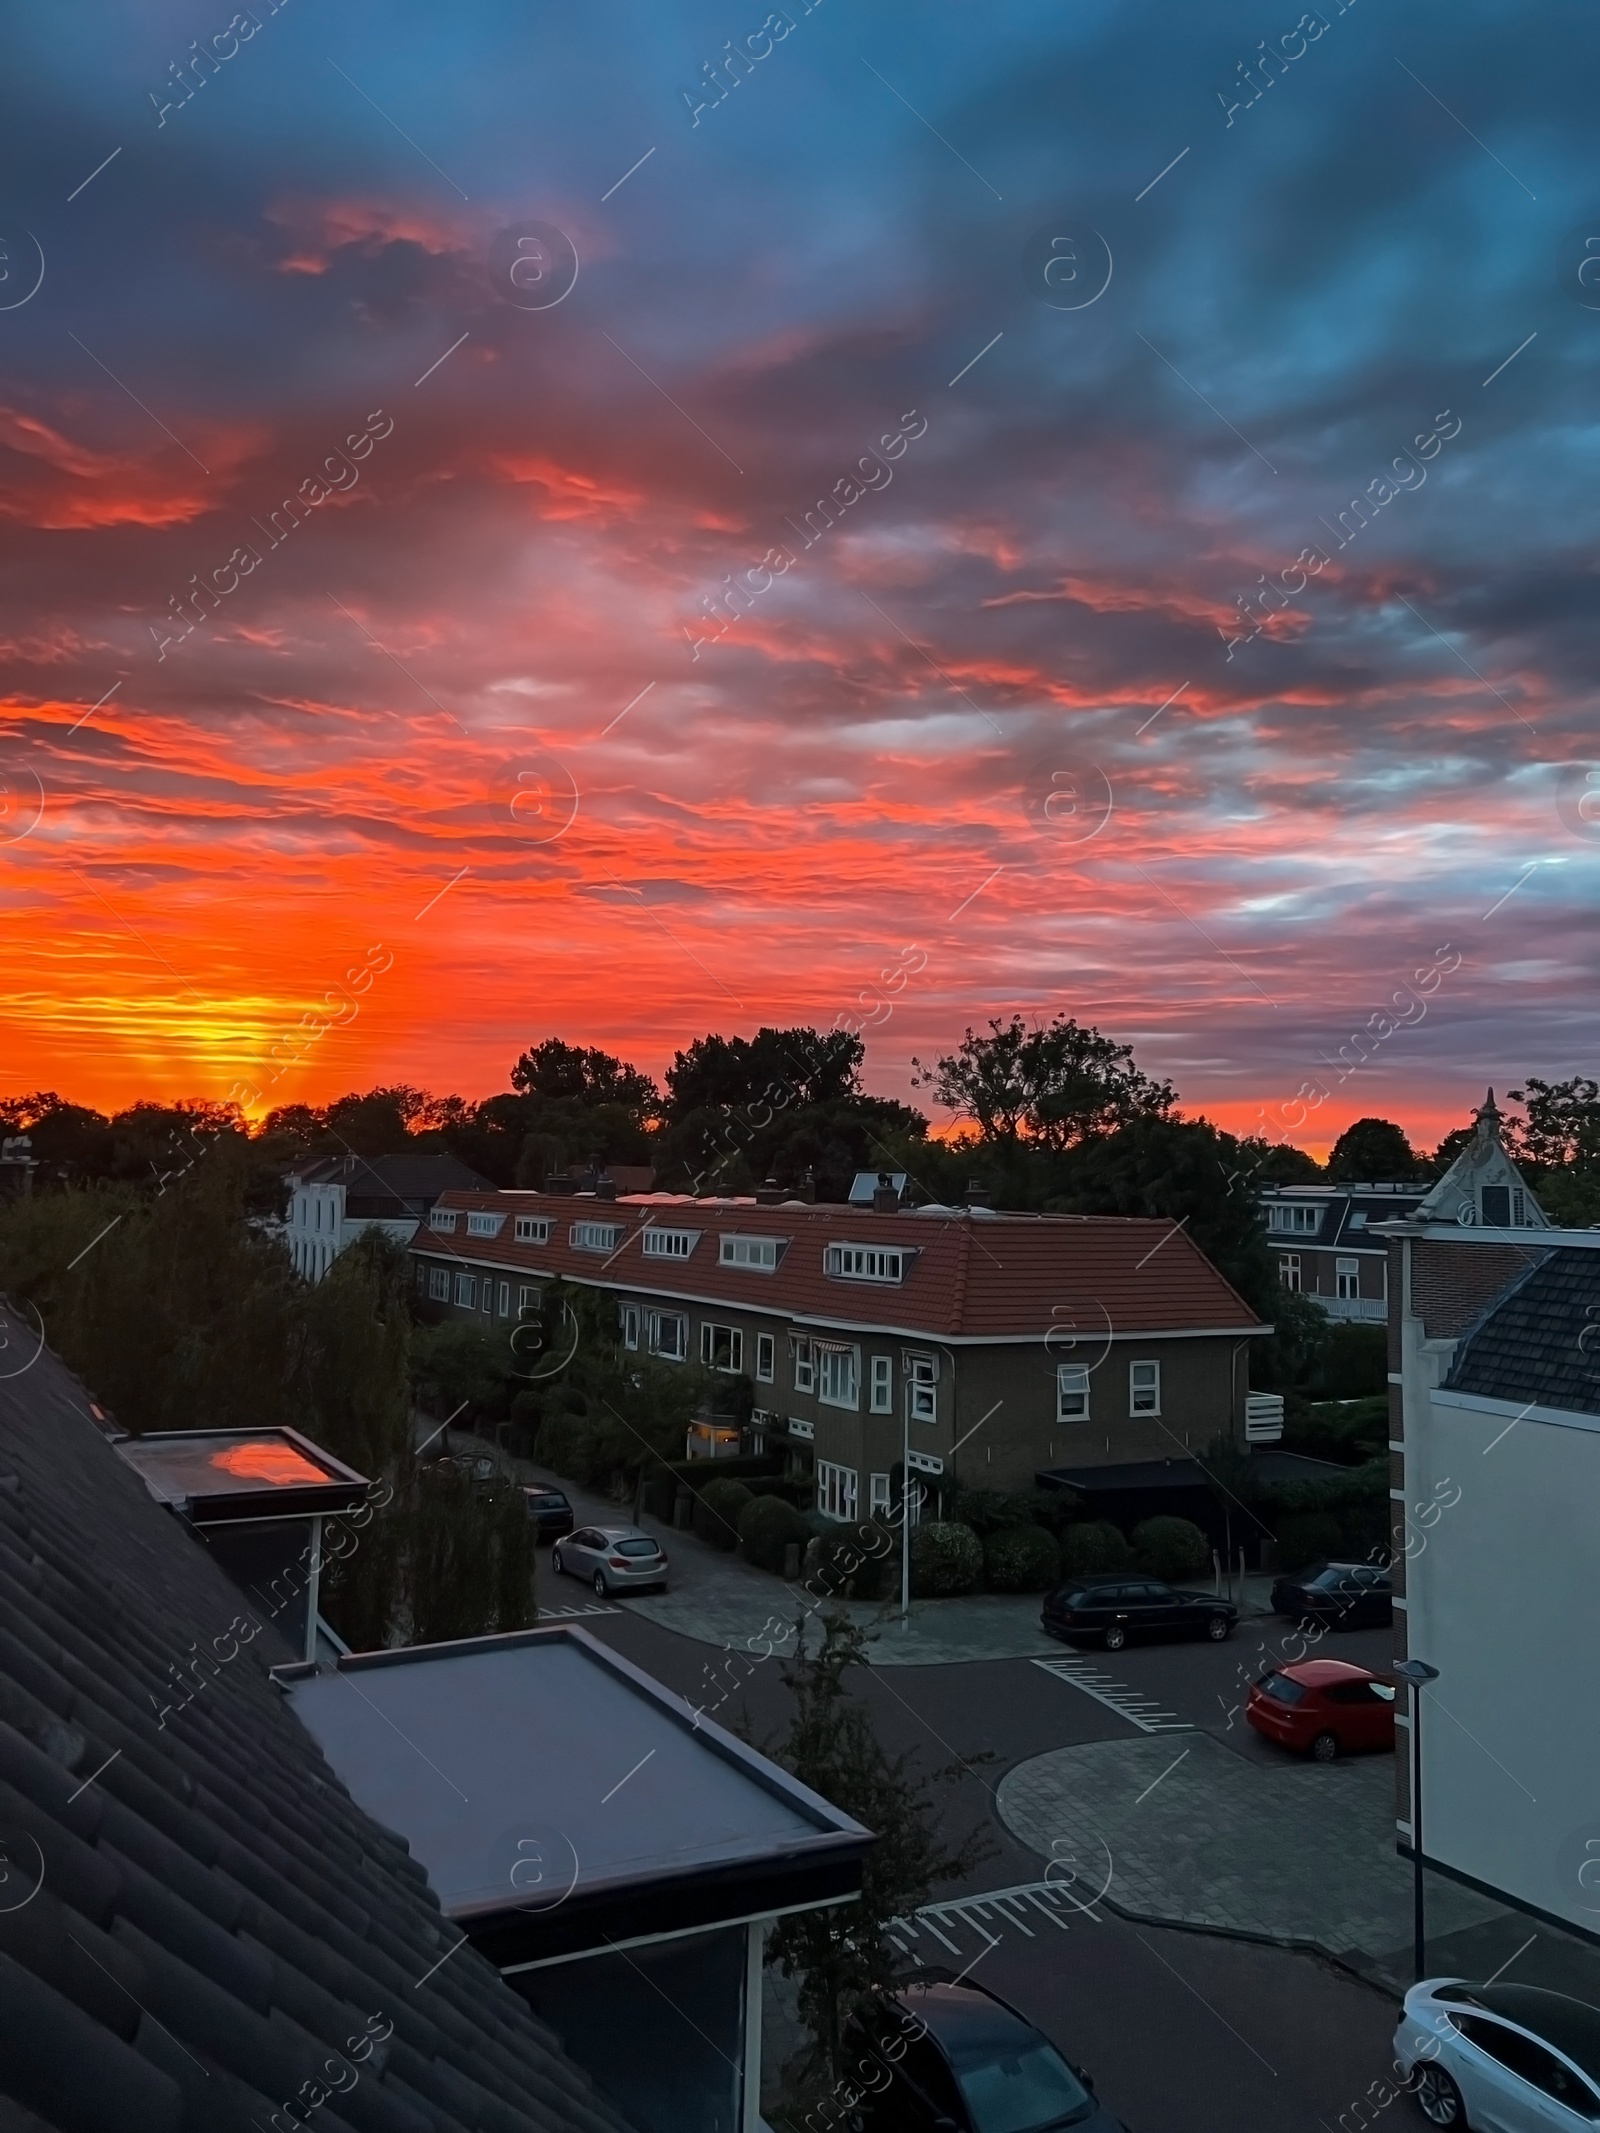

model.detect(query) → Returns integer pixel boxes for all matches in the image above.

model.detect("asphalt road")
[576,1598,1408,2133]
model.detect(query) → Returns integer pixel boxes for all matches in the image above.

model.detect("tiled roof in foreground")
[0,1309,634,2133]
[1444,1245,1600,1418]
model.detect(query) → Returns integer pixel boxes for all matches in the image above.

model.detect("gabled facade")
[284,1150,488,1281]
[1259,1181,1427,1321]
[1413,1087,1549,1232]
[409,1190,1272,1508]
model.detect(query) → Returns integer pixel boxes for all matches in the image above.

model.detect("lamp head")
[1393,1658,1440,1684]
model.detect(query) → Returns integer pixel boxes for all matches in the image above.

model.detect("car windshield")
[1307,1569,1347,1591]
[1259,1673,1305,1704]
[614,1538,660,1557]
[949,2036,1095,2132]
[533,1492,568,1508]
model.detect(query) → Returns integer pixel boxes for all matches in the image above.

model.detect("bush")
[802,1522,897,1600]
[693,1477,753,1551]
[1131,1516,1210,1582]
[1273,1511,1342,1570]
[1061,1520,1133,1575]
[982,1523,1060,1593]
[739,1493,812,1575]
[534,1410,611,1489]
[909,1521,983,1598]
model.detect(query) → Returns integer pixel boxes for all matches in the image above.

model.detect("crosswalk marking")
[888,1877,1102,1966]
[1032,1654,1191,1734]
[537,1600,622,1621]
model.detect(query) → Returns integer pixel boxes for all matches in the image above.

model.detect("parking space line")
[1033,1655,1192,1734]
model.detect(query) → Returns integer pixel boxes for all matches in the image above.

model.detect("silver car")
[551,1524,670,1597]
[1395,1978,1600,2127]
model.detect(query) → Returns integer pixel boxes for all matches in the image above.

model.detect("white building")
[285,1151,487,1281]
[1383,1093,1591,1937]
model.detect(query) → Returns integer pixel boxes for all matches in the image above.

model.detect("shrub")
[1274,1511,1342,1570]
[1061,1520,1132,1575]
[909,1521,983,1598]
[739,1493,812,1575]
[1131,1516,1210,1582]
[982,1523,1060,1593]
[693,1477,753,1551]
[803,1522,897,1600]
[534,1410,610,1489]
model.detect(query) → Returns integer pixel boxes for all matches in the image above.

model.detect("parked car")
[520,1484,574,1543]
[1269,1560,1391,1631]
[551,1524,669,1596]
[1246,1658,1395,1760]
[841,1976,1127,2131]
[1041,1573,1235,1651]
[1395,1978,1600,2127]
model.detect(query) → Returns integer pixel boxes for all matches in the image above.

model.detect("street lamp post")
[900,1395,911,1629]
[1394,1657,1441,1983]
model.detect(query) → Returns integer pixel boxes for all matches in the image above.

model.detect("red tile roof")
[416,1193,1268,1343]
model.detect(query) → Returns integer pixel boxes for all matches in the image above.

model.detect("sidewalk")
[997,1732,1600,1998]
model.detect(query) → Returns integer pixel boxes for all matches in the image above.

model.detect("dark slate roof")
[293,1154,489,1203]
[0,1308,635,2133]
[1444,1246,1600,1416]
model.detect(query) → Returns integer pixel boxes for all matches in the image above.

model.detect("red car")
[1246,1658,1396,1761]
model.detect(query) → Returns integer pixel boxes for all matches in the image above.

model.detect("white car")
[1395,1979,1600,2127]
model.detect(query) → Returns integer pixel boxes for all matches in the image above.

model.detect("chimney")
[594,1173,618,1202]
[965,1179,991,1209]
[872,1172,900,1214]
[755,1176,785,1207]
[800,1167,817,1204]
[543,1171,575,1195]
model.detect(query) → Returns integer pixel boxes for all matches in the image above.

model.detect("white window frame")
[719,1234,782,1271]
[700,1322,744,1373]
[622,1304,640,1351]
[514,1214,551,1244]
[483,1281,495,1315]
[869,1355,893,1414]
[498,1280,510,1316]
[429,1267,449,1301]
[454,1272,476,1308]
[430,1208,457,1232]
[518,1283,539,1315]
[906,1352,938,1423]
[1279,1253,1302,1292]
[648,1310,688,1362]
[415,1261,428,1292]
[825,1242,907,1284]
[756,1332,775,1383]
[466,1212,504,1238]
[1336,1257,1360,1300]
[1129,1360,1161,1416]
[869,1472,891,1517]
[793,1338,815,1394]
[1056,1364,1090,1422]
[642,1227,700,1260]
[571,1221,624,1252]
[818,1346,860,1410]
[816,1460,858,1522]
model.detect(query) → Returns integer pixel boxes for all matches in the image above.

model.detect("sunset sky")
[2,0,1596,1157]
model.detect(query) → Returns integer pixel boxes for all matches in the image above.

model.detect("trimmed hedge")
[693,1477,753,1551]
[982,1523,1060,1593]
[641,1453,785,1522]
[739,1493,812,1575]
[1061,1520,1133,1575]
[910,1521,983,1597]
[1131,1516,1210,1582]
[803,1521,897,1600]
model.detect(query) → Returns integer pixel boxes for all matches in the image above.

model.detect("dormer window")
[571,1221,623,1252]
[466,1212,504,1238]
[825,1242,909,1284]
[642,1227,700,1259]
[429,1208,457,1232]
[720,1235,783,1271]
[1480,1186,1510,1226]
[1267,1205,1319,1235]
[514,1215,552,1244]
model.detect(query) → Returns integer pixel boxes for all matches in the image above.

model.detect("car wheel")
[1104,1624,1127,1651]
[1310,1731,1340,1762]
[593,1571,609,1597]
[551,1550,564,1576]
[1413,2065,1465,2125]
[1206,1614,1231,1641]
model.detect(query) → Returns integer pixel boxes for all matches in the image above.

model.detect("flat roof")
[116,1428,369,1522]
[282,1624,871,1965]
[1038,1450,1347,1492]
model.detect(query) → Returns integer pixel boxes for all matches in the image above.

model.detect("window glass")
[894,2036,965,2120]
[1369,1681,1396,1703]
[949,2035,1093,2133]
[1259,1673,1305,1705]
[757,1332,776,1383]
[615,1539,660,1558]
[1056,1365,1090,1421]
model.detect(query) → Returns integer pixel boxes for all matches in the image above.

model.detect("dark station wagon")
[520,1484,575,1543]
[1041,1573,1236,1651]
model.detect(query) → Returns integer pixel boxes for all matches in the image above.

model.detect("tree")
[323,1086,431,1156]
[755,1611,993,2083]
[1326,1118,1419,1182]
[1428,1125,1474,1176]
[1508,1076,1600,1173]
[1055,1116,1276,1316]
[510,1038,659,1116]
[912,1015,1174,1151]
[664,1027,863,1119]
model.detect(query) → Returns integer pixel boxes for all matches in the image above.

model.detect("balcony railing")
[1320,1295,1387,1322]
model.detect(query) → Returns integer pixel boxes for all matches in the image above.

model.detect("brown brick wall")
[1411,1239,1548,1340]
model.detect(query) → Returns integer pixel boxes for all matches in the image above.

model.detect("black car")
[1041,1573,1236,1651]
[841,1977,1126,2132]
[520,1484,575,1543]
[1270,1561,1391,1631]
